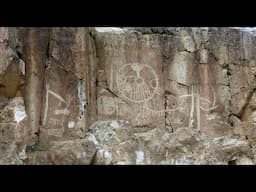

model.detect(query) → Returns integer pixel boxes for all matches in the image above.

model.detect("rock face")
[1,27,256,164]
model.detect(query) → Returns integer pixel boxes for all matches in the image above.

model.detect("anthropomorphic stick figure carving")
[43,84,74,137]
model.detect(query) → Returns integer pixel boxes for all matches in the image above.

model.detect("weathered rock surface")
[1,27,256,164]
[26,139,96,165]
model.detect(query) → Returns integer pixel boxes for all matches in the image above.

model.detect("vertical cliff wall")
[0,27,256,164]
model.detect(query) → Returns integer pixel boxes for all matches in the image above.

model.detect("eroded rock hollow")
[1,27,256,164]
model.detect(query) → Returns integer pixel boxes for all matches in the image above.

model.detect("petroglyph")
[97,95,116,115]
[134,84,217,128]
[135,94,187,126]
[199,87,217,112]
[54,108,70,115]
[46,128,63,137]
[189,85,196,128]
[97,95,131,122]
[42,84,50,126]
[49,118,62,126]
[116,63,159,103]
[183,85,217,131]
[196,86,201,131]
[43,84,74,137]
[68,121,75,129]
[110,64,114,90]
[135,103,166,125]
[48,89,66,103]
[113,61,218,128]
[60,95,73,127]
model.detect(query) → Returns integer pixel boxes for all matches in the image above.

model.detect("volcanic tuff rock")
[0,27,256,164]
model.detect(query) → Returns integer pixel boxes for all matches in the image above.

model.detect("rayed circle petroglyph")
[100,61,218,129]
[114,63,218,128]
[116,63,159,103]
